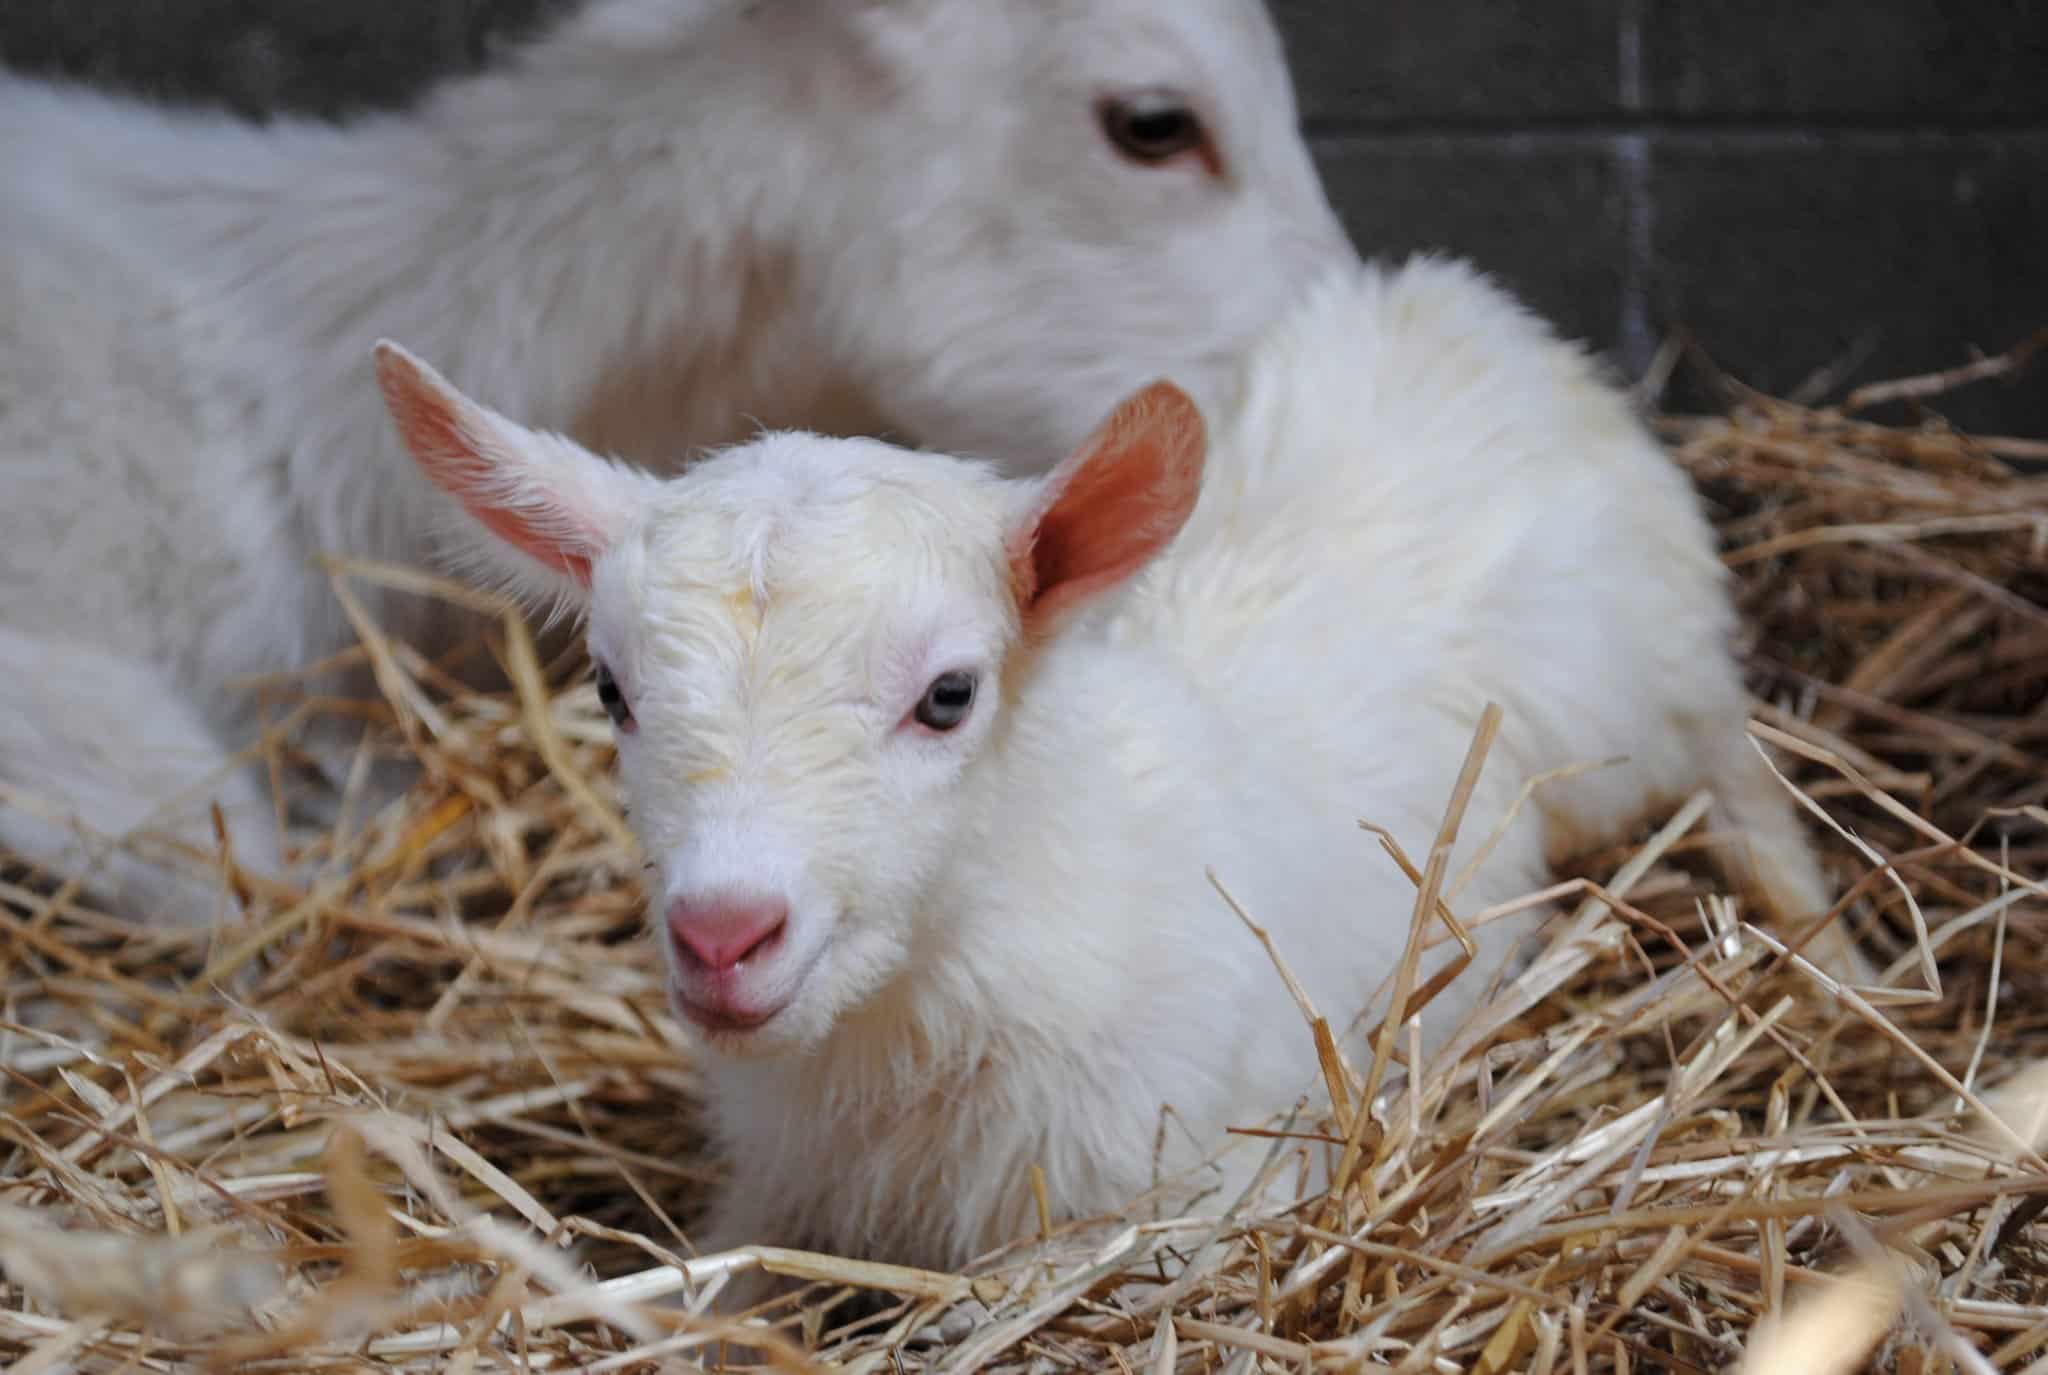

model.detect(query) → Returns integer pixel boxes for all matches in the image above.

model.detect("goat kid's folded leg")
[0,629,282,928]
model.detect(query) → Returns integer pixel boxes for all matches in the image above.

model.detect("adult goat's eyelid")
[1115,93,1224,176]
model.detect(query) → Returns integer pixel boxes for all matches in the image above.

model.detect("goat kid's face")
[811,0,1352,467]
[376,344,1205,1055]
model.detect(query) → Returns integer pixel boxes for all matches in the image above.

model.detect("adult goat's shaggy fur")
[0,0,1349,921]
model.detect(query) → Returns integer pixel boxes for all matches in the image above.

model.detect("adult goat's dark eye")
[595,661,635,732]
[914,671,977,732]
[1100,97,1206,165]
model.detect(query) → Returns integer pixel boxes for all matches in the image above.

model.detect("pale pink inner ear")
[1011,380,1206,628]
[373,344,595,586]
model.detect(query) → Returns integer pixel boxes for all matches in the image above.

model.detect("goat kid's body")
[0,0,1344,920]
[694,258,1832,1273]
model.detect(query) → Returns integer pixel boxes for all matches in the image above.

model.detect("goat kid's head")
[376,342,1205,1054]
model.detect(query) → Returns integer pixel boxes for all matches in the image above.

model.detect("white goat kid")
[0,0,1349,924]
[374,252,1865,1278]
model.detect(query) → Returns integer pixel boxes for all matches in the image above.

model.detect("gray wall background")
[3,1,2042,433]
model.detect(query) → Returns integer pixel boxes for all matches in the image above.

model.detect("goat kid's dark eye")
[1099,96,1207,165]
[595,661,635,732]
[914,671,977,732]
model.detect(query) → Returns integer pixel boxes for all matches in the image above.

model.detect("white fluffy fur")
[379,254,1867,1282]
[0,0,1348,922]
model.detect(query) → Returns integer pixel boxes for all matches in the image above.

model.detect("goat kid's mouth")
[675,993,783,1034]
[664,931,823,1039]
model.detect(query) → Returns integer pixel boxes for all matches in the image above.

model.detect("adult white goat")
[374,253,1870,1281]
[0,0,1350,923]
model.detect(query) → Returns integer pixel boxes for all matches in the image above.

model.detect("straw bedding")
[2,337,2045,1374]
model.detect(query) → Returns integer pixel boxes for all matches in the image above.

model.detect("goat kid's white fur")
[0,0,1348,923]
[376,254,1867,1282]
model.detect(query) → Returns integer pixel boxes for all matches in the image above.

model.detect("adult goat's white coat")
[376,254,1867,1279]
[0,0,1350,922]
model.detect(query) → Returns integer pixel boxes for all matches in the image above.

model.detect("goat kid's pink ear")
[1010,380,1206,629]
[373,340,634,589]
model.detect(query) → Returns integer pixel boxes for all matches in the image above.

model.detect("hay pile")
[2,341,2045,1374]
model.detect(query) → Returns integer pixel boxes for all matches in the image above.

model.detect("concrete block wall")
[4,0,2042,432]
[1270,0,2048,434]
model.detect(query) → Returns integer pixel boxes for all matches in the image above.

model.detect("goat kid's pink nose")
[665,894,789,972]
